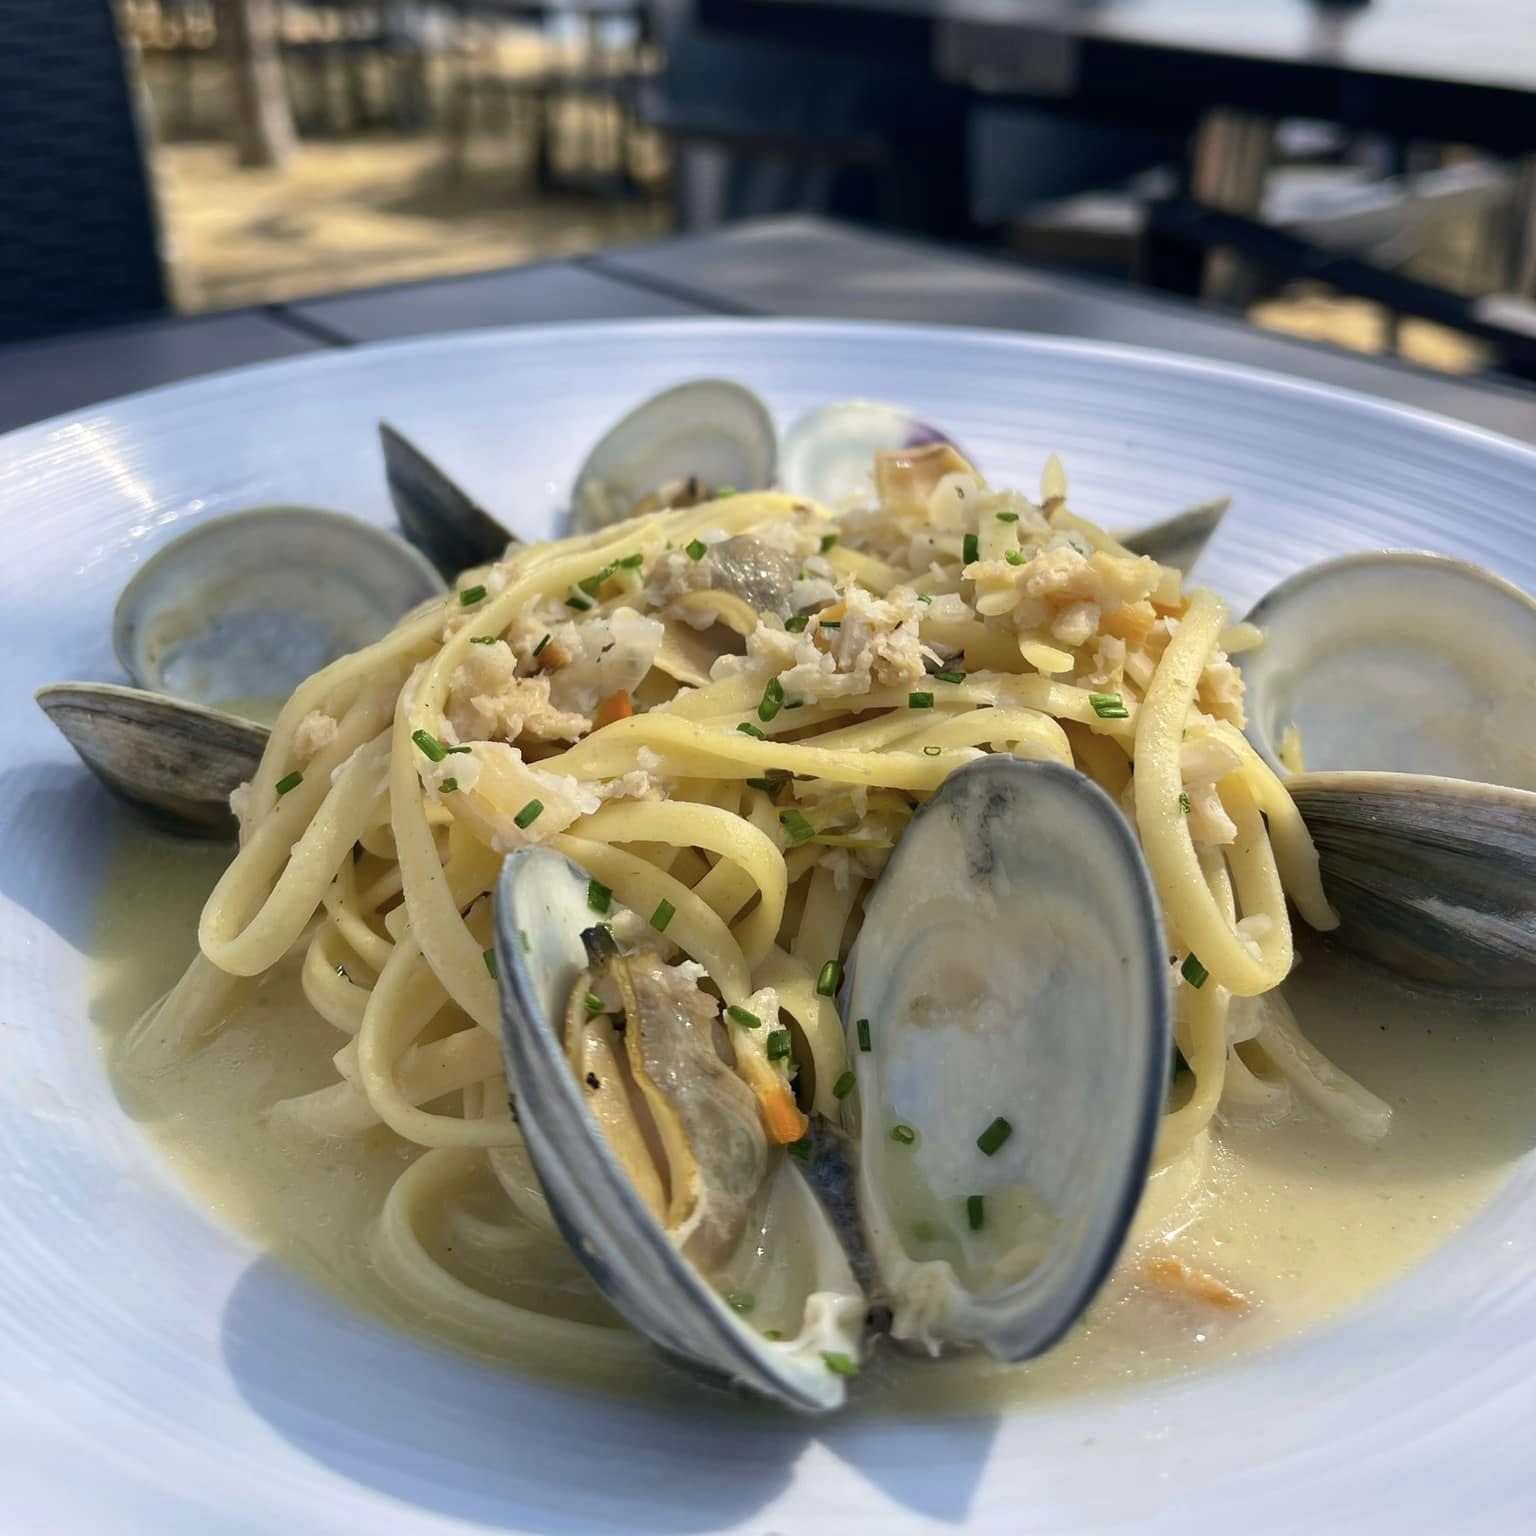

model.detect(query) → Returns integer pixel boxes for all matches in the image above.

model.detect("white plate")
[2,320,1534,1536]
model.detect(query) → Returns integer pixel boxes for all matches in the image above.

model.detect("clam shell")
[495,847,864,1412]
[1289,770,1536,992]
[780,399,967,506]
[568,381,777,534]
[1241,551,1536,789]
[379,422,515,579]
[114,506,443,716]
[36,682,266,838]
[843,756,1168,1362]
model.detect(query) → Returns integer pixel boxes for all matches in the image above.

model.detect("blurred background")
[2,0,1534,377]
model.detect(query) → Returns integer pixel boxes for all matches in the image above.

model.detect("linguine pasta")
[145,449,1384,1354]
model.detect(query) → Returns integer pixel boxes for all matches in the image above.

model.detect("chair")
[0,0,166,344]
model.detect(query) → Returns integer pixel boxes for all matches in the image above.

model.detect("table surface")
[2,215,1532,446]
[734,0,1536,93]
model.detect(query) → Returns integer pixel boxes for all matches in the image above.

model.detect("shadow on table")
[221,1254,999,1531]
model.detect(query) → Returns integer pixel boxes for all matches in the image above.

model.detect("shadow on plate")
[221,1255,1000,1530]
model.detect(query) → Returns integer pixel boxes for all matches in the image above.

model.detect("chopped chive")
[565,591,593,611]
[469,634,497,645]
[890,1123,917,1146]
[977,1116,1013,1156]
[584,991,604,1015]
[439,777,459,794]
[783,698,803,710]
[577,575,604,598]
[726,1291,755,1314]
[933,668,966,684]
[758,676,785,722]
[917,593,933,604]
[816,959,841,997]
[778,808,814,844]
[686,538,708,561]
[787,1136,813,1162]
[819,620,841,631]
[821,1351,859,1377]
[819,532,839,554]
[616,551,645,568]
[923,745,942,756]
[274,770,303,797]
[459,584,487,606]
[483,948,498,979]
[716,485,737,499]
[533,632,552,657]
[908,691,935,709]
[856,1017,871,1052]
[1182,952,1209,989]
[967,1194,985,1231]
[1004,549,1025,566]
[727,1004,762,1029]
[736,720,766,740]
[745,776,784,793]
[586,878,612,915]
[513,799,544,830]
[412,728,447,762]
[996,511,1019,523]
[1179,791,1192,814]
[784,614,810,633]
[962,532,979,564]
[518,929,530,952]
[766,1028,793,1062]
[650,898,676,932]
[445,744,472,755]
[1090,692,1130,720]
[833,1070,856,1100]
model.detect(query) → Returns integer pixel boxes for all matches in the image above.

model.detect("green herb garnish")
[440,777,458,794]
[584,992,604,1015]
[650,898,676,932]
[565,591,593,611]
[996,511,1019,523]
[469,635,497,645]
[686,538,707,561]
[1182,952,1209,989]
[726,1004,762,1029]
[908,691,935,709]
[856,1017,871,1052]
[736,721,767,740]
[1179,791,1192,814]
[616,551,645,568]
[513,799,544,829]
[586,878,612,915]
[816,959,841,997]
[275,770,303,797]
[967,1194,985,1231]
[923,745,942,756]
[778,808,814,844]
[890,1123,917,1146]
[833,1070,856,1100]
[933,669,965,684]
[483,948,498,979]
[977,1116,1013,1156]
[784,614,809,633]
[962,532,979,564]
[459,584,487,606]
[758,676,785,723]
[766,1028,793,1062]
[1089,692,1130,720]
[821,1351,859,1377]
[1004,549,1024,566]
[412,729,447,762]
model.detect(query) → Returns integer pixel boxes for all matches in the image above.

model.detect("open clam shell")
[568,381,778,534]
[114,505,443,720]
[1288,770,1536,993]
[495,848,865,1413]
[379,422,516,579]
[843,757,1169,1362]
[780,399,967,507]
[1242,551,1536,790]
[35,682,267,838]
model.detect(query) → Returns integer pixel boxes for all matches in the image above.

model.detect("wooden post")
[214,0,296,168]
